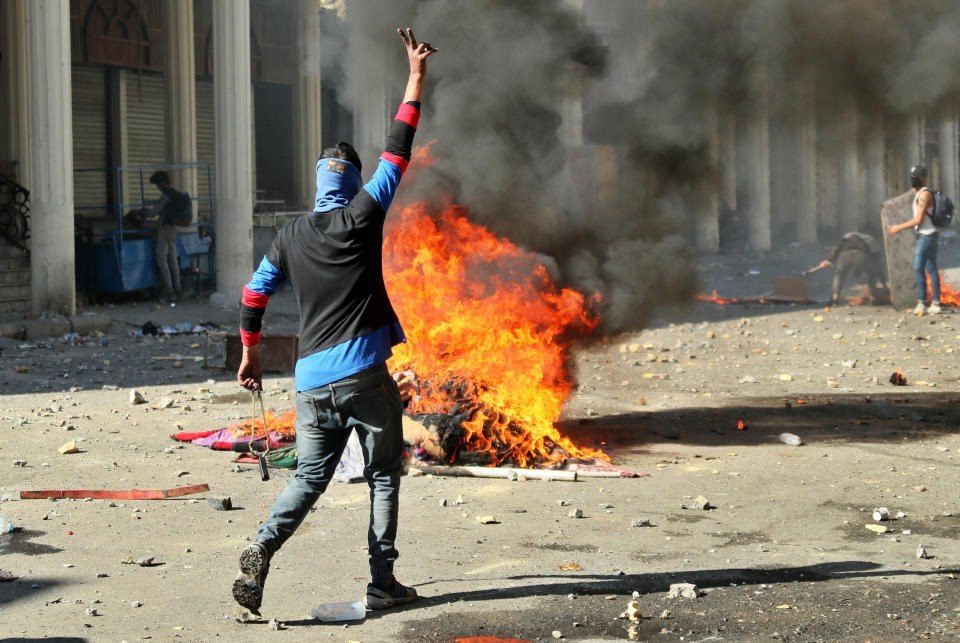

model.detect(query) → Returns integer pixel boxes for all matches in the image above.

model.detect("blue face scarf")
[314,158,363,213]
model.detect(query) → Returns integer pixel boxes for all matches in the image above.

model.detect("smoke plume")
[330,0,960,332]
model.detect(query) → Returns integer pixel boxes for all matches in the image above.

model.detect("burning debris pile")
[383,200,606,468]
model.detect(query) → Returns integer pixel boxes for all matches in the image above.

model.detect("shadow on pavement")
[558,391,960,453]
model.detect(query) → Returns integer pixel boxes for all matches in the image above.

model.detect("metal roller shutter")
[125,71,166,207]
[72,65,108,214]
[253,82,293,204]
[195,78,215,220]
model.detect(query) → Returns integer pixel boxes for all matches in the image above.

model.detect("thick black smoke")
[331,0,960,332]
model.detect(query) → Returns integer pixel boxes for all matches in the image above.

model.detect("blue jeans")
[256,362,404,585]
[914,233,941,303]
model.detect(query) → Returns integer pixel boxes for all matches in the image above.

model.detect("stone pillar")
[27,0,74,315]
[342,3,388,167]
[294,0,325,209]
[904,113,926,170]
[163,0,198,197]
[109,69,130,209]
[695,106,719,253]
[938,98,959,203]
[744,70,771,252]
[1,0,29,187]
[796,67,817,244]
[864,106,887,228]
[839,99,866,232]
[213,0,253,296]
[717,112,736,210]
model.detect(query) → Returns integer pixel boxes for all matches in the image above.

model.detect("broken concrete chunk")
[668,583,699,599]
[476,515,498,524]
[129,390,146,405]
[631,518,651,527]
[58,440,79,455]
[625,600,642,621]
[156,397,174,409]
[865,524,889,534]
[568,508,583,519]
[12,460,27,467]
[206,497,232,511]
[693,495,711,510]
[917,544,929,559]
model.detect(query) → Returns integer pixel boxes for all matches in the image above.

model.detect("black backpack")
[168,190,193,227]
[925,187,954,228]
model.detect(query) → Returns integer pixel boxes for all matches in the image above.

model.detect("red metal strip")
[19,484,210,500]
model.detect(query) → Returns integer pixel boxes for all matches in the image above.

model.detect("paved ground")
[1,238,960,642]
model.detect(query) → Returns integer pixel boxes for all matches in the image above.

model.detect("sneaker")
[365,578,419,610]
[928,301,942,314]
[232,541,270,616]
[913,302,927,314]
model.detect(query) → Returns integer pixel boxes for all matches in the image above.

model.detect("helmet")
[909,165,928,180]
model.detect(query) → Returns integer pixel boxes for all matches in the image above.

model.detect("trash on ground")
[778,432,802,446]
[311,600,365,622]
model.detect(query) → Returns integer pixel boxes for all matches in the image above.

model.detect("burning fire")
[382,200,605,467]
[227,409,297,441]
[696,290,743,304]
[223,144,606,467]
[736,419,746,431]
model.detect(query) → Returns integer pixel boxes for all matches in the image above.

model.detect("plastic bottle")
[310,600,365,622]
[778,432,802,446]
[0,515,14,534]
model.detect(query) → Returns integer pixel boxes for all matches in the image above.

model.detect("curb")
[0,314,114,341]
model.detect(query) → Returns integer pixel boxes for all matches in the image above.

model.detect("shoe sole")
[366,593,418,610]
[232,545,268,616]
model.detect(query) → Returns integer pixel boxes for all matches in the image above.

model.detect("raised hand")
[397,27,437,77]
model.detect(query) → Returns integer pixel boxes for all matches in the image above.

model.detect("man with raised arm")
[232,28,437,616]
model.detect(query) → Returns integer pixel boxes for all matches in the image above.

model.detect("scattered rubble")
[206,497,233,511]
[668,583,699,599]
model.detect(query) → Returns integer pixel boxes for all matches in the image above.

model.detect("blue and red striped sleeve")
[363,101,421,214]
[240,256,286,346]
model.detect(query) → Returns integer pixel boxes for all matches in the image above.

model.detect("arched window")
[82,0,153,69]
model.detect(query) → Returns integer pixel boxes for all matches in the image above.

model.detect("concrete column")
[26,0,74,315]
[694,106,719,253]
[796,67,817,244]
[213,0,253,295]
[839,99,866,232]
[294,0,324,209]
[163,0,198,197]
[744,70,771,252]
[343,1,389,167]
[938,98,959,202]
[1,0,29,187]
[904,113,926,170]
[717,112,736,210]
[864,106,887,227]
[109,69,130,209]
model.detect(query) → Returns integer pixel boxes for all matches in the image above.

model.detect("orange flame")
[227,409,297,441]
[382,200,605,467]
[696,290,740,304]
[736,419,745,431]
[928,272,959,306]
